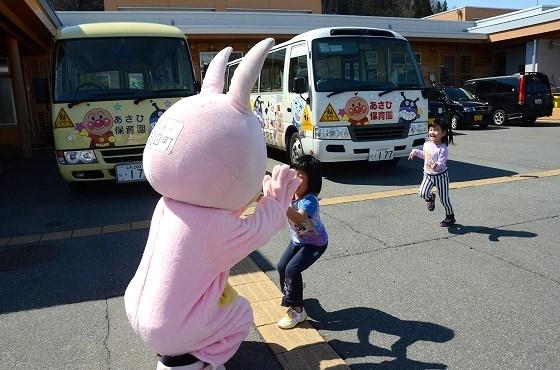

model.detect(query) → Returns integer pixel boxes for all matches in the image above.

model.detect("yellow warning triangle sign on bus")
[319,103,339,122]
[54,108,74,129]
[301,105,312,131]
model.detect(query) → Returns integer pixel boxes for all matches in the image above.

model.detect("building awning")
[57,11,488,42]
[0,0,62,53]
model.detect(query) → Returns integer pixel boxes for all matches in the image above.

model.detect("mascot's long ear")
[201,46,233,94]
[227,38,275,113]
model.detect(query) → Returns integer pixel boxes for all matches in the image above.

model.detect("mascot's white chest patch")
[146,117,184,155]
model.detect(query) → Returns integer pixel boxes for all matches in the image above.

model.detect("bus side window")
[226,64,238,91]
[289,55,308,93]
[260,50,285,93]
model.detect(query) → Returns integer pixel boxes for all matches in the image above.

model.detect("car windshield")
[312,37,424,92]
[444,88,476,101]
[53,37,195,103]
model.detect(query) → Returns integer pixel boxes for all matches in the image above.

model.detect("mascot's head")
[143,39,275,211]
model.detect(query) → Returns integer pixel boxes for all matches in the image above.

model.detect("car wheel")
[450,114,461,130]
[288,131,304,165]
[492,109,507,126]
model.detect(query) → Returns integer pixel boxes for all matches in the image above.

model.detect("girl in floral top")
[277,155,328,329]
[409,119,456,227]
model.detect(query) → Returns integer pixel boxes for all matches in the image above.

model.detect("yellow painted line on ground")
[229,257,350,369]
[2,168,559,246]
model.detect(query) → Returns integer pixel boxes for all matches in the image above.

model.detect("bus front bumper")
[302,134,427,163]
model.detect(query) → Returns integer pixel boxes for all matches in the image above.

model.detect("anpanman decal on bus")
[319,103,340,122]
[54,108,74,129]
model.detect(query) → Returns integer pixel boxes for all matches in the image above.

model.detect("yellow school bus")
[49,22,197,184]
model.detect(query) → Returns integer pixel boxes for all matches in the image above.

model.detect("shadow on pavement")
[0,231,146,313]
[226,341,282,370]
[447,224,538,242]
[305,298,454,370]
[268,144,517,187]
[321,159,517,187]
[0,148,160,238]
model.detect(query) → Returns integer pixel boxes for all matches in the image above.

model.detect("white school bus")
[41,22,198,184]
[226,27,429,164]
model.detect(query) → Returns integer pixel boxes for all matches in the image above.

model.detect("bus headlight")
[62,150,97,164]
[314,127,351,140]
[409,122,428,136]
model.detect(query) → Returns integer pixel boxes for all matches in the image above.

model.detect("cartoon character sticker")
[150,102,166,130]
[253,96,265,128]
[344,96,369,125]
[291,96,305,129]
[398,92,420,123]
[75,108,116,149]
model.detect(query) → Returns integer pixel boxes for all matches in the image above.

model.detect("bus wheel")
[492,109,507,126]
[288,132,304,165]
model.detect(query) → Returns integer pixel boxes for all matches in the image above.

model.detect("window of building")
[459,56,472,85]
[440,56,456,86]
[414,52,421,65]
[200,51,243,80]
[0,58,17,127]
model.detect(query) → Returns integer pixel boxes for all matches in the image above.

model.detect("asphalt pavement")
[1,121,559,369]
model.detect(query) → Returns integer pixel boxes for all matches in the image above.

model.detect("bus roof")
[286,27,407,44]
[56,22,186,40]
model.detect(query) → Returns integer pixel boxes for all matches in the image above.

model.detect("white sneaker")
[277,307,307,329]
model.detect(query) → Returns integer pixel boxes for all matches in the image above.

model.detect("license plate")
[474,114,482,121]
[535,98,542,104]
[369,147,394,161]
[116,163,146,183]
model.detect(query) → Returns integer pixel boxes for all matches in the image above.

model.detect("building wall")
[536,39,560,88]
[104,0,322,13]
[410,41,493,86]
[427,7,517,21]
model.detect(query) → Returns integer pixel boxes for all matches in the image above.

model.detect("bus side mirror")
[293,77,307,94]
[194,80,201,94]
[33,77,49,104]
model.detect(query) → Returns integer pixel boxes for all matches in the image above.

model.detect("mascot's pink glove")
[262,164,301,210]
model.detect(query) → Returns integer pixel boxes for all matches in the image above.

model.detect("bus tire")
[288,131,304,165]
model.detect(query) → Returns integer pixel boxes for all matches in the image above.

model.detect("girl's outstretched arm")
[408,148,424,160]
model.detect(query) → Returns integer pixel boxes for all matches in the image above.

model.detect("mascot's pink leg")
[155,296,253,370]
[192,296,253,368]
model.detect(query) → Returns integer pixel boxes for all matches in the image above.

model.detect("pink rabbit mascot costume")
[124,38,300,370]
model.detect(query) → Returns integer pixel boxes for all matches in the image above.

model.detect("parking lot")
[1,121,560,369]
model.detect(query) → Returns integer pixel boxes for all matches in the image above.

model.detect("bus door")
[286,43,310,153]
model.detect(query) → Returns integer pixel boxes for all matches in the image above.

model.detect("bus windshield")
[53,37,195,103]
[312,37,424,92]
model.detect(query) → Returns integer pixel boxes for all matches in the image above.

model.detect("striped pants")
[419,171,454,216]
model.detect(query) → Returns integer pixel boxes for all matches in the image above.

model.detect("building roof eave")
[57,10,486,41]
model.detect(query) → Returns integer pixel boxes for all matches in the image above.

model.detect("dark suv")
[429,87,491,129]
[462,72,553,126]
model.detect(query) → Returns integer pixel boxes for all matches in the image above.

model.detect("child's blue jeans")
[277,241,327,307]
